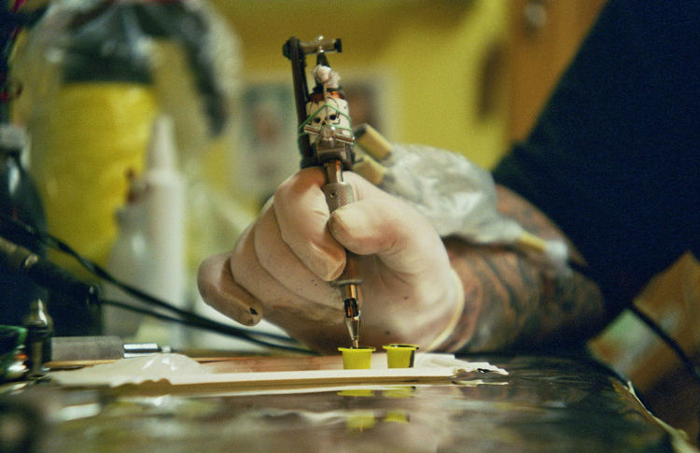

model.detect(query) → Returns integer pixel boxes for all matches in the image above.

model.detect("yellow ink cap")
[383,344,420,368]
[338,346,375,369]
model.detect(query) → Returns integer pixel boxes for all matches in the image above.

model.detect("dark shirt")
[492,0,700,313]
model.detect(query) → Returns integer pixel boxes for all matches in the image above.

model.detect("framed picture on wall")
[235,82,298,209]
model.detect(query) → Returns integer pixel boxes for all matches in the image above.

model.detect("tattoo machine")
[282,36,362,349]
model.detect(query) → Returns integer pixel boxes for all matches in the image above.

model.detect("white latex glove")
[197,167,463,353]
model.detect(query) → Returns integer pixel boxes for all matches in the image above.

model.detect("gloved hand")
[197,167,463,353]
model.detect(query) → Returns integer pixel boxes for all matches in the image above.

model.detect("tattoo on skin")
[443,186,609,353]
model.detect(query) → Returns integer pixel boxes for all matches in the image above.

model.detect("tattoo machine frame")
[282,36,362,348]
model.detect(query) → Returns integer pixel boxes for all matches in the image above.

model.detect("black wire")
[628,304,700,384]
[570,256,700,444]
[1,213,315,354]
[628,304,700,446]
[101,299,311,354]
[570,257,700,382]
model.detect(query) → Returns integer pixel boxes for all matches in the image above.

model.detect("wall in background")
[507,0,607,142]
[208,0,511,201]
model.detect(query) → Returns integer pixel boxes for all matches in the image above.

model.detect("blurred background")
[2,0,699,443]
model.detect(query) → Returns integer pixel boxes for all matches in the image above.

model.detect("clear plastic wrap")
[380,143,524,243]
[353,129,570,278]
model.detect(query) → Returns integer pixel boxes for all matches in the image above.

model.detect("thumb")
[329,175,446,275]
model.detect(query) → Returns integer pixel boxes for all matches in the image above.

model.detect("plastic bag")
[353,126,570,278]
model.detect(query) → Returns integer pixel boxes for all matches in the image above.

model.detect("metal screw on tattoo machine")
[283,36,361,348]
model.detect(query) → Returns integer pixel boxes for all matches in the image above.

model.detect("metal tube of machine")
[321,159,361,348]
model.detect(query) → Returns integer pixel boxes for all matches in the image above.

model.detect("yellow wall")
[210,0,510,169]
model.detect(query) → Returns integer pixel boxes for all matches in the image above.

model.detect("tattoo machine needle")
[283,36,361,348]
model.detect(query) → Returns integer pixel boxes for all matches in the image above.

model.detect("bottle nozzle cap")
[147,115,178,170]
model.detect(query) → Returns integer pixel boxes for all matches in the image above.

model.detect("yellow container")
[383,344,420,368]
[29,84,157,272]
[338,347,375,369]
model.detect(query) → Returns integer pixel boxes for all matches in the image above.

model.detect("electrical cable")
[100,298,306,353]
[628,303,700,446]
[569,258,700,384]
[0,213,315,355]
[629,303,700,384]
[571,256,700,443]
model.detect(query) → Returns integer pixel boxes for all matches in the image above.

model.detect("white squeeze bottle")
[140,114,188,348]
[103,115,188,348]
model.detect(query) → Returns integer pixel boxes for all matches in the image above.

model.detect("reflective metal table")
[1,355,694,453]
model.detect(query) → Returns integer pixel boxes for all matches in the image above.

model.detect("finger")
[254,203,339,304]
[197,252,263,326]
[273,167,345,280]
[231,216,342,324]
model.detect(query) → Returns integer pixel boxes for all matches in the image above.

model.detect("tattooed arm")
[441,185,610,353]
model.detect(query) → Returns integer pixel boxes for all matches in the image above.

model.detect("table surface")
[1,354,695,453]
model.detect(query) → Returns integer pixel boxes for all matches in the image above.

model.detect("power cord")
[0,213,315,355]
[568,257,700,385]
[628,304,700,385]
[629,303,700,446]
